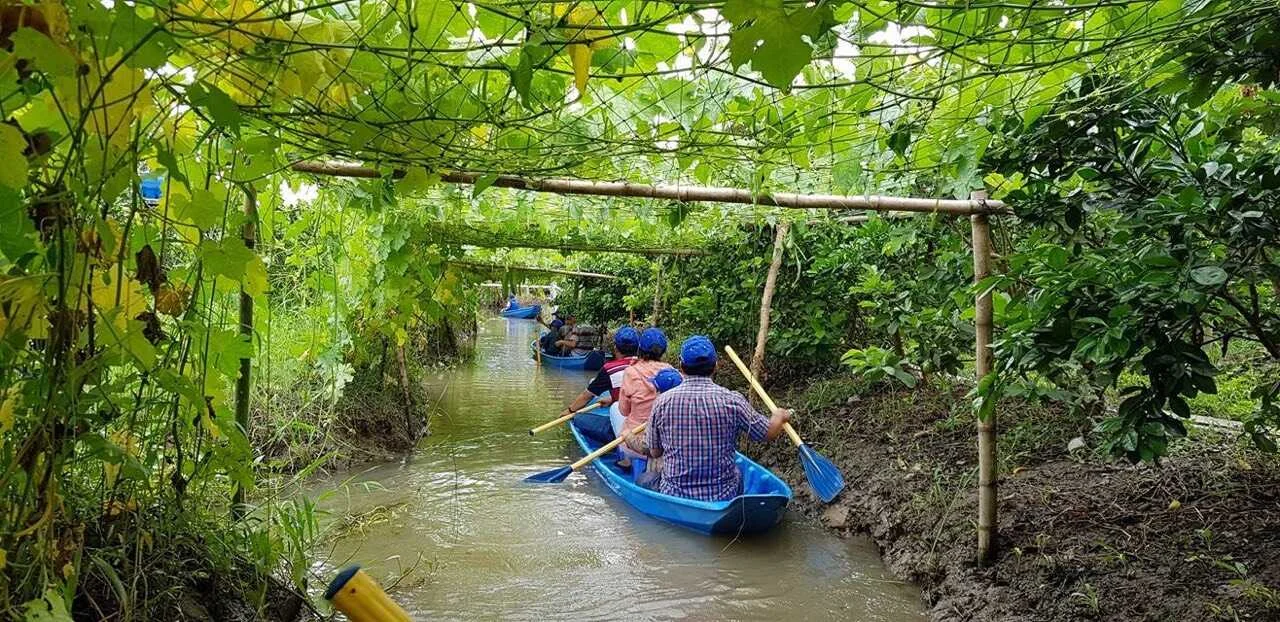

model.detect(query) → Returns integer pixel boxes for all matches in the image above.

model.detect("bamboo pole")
[836,211,919,223]
[429,228,709,256]
[652,257,663,325]
[232,186,257,517]
[750,221,789,387]
[395,344,416,440]
[448,260,620,280]
[971,191,997,564]
[290,162,1010,216]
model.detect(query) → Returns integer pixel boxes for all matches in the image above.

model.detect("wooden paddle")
[724,345,845,503]
[524,422,648,484]
[528,402,602,435]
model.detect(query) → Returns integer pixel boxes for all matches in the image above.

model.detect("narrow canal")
[308,317,927,621]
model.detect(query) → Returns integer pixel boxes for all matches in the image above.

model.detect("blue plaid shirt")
[648,376,770,501]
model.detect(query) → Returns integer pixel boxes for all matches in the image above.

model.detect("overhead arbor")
[1,0,1263,596]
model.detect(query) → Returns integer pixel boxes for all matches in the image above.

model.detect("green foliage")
[986,73,1280,461]
[841,347,917,388]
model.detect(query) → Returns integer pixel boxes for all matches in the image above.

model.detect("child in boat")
[612,328,674,468]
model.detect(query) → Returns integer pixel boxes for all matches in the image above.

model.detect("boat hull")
[500,304,541,319]
[568,408,791,535]
[530,341,607,371]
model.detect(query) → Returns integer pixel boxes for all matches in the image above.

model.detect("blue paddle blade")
[798,444,844,503]
[524,466,573,484]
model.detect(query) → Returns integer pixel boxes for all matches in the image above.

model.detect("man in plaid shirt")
[647,336,790,501]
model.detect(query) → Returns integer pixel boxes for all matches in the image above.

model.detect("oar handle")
[529,403,600,435]
[570,422,647,471]
[723,346,804,447]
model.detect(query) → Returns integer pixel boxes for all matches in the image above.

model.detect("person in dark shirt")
[556,326,640,418]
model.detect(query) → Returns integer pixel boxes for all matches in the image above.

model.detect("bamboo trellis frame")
[449,260,620,280]
[290,162,1010,216]
[292,160,1007,564]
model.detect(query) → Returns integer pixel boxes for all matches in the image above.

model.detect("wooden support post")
[232,186,257,517]
[395,343,417,440]
[652,258,664,325]
[971,191,997,564]
[750,220,789,388]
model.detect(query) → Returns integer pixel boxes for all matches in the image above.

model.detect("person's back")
[647,336,788,501]
[616,329,673,440]
[649,377,760,500]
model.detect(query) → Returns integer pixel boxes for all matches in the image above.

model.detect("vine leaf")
[187,82,242,131]
[0,126,29,190]
[723,0,834,88]
[199,239,267,296]
[1190,265,1228,286]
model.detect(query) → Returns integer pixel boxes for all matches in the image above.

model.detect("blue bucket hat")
[652,368,684,393]
[680,335,717,367]
[639,327,668,357]
[550,318,564,330]
[613,326,639,349]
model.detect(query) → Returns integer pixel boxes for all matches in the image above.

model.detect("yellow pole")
[326,566,412,622]
[724,346,803,447]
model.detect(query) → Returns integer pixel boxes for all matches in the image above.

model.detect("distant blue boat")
[501,304,540,319]
[567,406,791,535]
[529,341,607,371]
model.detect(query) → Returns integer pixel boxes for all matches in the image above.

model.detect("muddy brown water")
[307,317,926,621]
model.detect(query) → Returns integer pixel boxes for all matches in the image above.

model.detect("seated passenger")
[538,323,561,355]
[647,336,790,501]
[506,293,519,310]
[612,327,674,467]
[556,326,640,418]
[631,367,684,487]
[554,315,580,355]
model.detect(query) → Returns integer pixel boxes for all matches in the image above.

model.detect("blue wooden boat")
[567,406,791,535]
[500,304,541,319]
[529,341,607,371]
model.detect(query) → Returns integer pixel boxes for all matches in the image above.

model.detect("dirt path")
[747,381,1280,621]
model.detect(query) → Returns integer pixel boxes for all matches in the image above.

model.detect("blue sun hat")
[613,326,640,349]
[652,368,684,393]
[680,335,717,367]
[639,327,668,357]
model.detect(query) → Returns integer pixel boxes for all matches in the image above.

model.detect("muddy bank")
[749,379,1280,621]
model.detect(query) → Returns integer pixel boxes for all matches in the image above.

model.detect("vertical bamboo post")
[750,220,790,388]
[651,257,664,325]
[971,190,997,564]
[395,344,417,440]
[232,186,257,516]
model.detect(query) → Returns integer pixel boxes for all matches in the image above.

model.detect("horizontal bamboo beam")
[449,260,620,280]
[291,161,1010,216]
[446,236,709,257]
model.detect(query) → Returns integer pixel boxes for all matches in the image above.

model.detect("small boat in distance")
[564,406,792,535]
[529,341,608,371]
[500,303,541,319]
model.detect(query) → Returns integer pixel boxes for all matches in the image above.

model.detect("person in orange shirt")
[611,327,673,468]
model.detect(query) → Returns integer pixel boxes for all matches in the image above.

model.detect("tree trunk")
[971,192,998,565]
[750,221,790,391]
[652,258,664,325]
[395,344,418,440]
[232,186,257,517]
